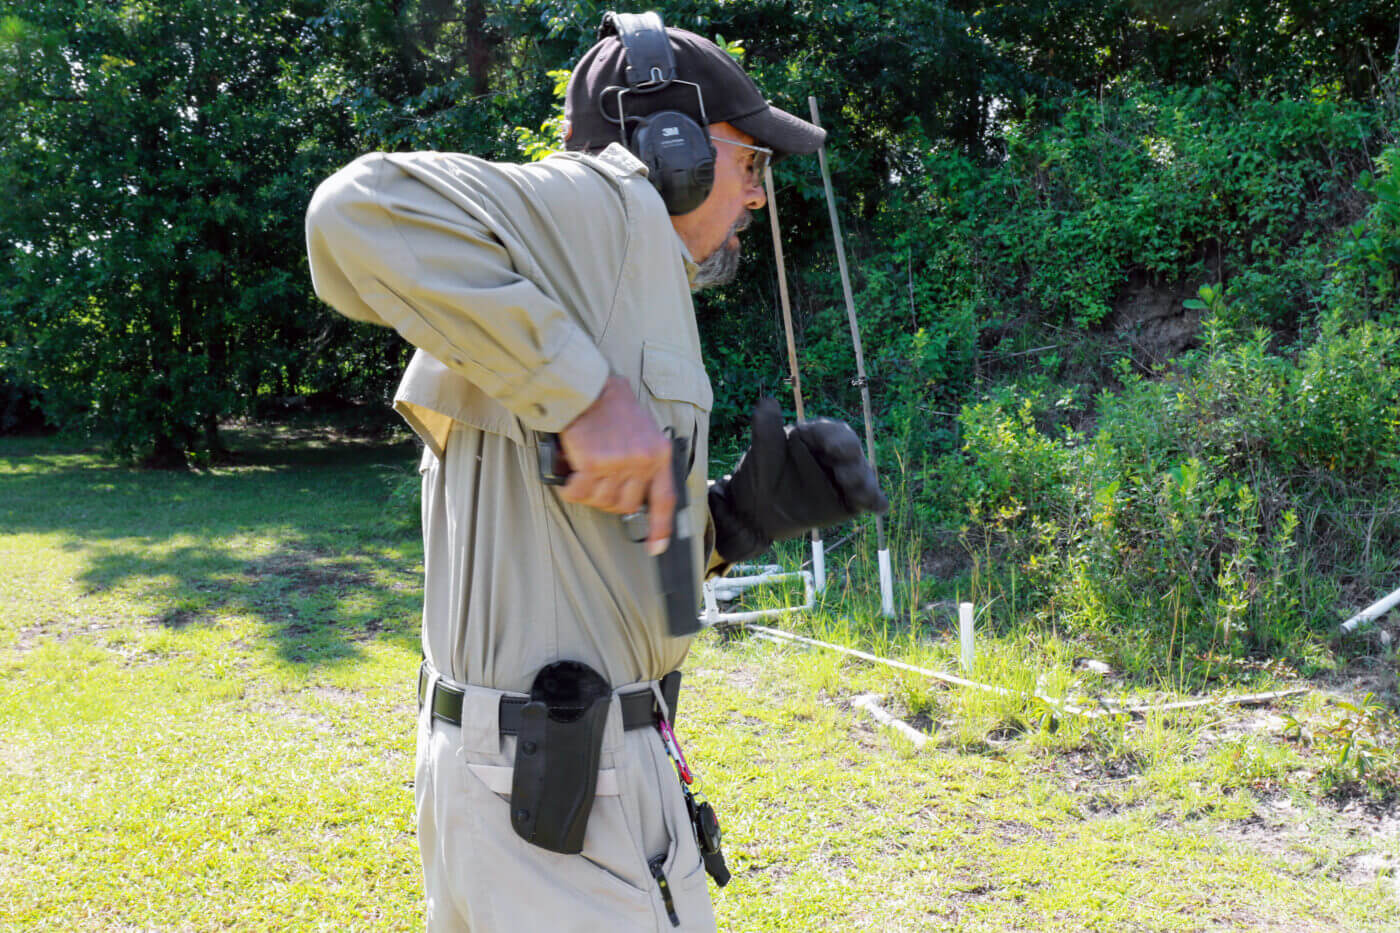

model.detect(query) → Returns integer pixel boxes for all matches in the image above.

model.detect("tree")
[3,0,1395,464]
[0,0,378,465]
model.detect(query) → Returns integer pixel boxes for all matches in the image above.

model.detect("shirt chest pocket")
[639,342,712,492]
[640,342,713,424]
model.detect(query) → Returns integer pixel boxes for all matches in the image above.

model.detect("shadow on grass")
[0,425,424,667]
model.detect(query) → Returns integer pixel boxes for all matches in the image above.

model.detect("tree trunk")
[144,430,189,470]
[202,411,228,463]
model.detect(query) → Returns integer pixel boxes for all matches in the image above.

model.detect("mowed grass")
[1,426,1396,931]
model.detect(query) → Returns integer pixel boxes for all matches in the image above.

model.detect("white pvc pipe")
[959,602,975,671]
[708,565,784,602]
[812,538,826,594]
[851,694,929,747]
[745,622,1307,719]
[707,604,811,625]
[703,577,721,625]
[877,548,894,618]
[1340,582,1400,634]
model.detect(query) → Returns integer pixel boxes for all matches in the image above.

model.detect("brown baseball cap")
[564,19,825,160]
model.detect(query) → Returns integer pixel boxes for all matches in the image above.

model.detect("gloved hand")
[708,397,889,562]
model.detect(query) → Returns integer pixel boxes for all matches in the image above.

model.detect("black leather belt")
[418,662,682,733]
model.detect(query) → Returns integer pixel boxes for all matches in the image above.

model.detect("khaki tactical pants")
[415,669,717,932]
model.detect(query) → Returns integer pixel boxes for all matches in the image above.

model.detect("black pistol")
[536,432,700,637]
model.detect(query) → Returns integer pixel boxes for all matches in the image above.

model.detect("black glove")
[708,397,889,562]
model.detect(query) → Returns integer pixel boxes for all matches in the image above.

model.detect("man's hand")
[557,375,676,555]
[708,397,889,562]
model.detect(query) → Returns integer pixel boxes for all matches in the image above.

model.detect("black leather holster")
[509,661,613,854]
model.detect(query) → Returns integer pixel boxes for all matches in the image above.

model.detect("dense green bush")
[776,84,1386,455]
[952,300,1400,679]
[918,87,1377,327]
[841,104,1400,679]
[1287,318,1400,473]
[1326,145,1400,326]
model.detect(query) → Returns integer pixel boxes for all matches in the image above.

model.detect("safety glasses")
[711,136,773,187]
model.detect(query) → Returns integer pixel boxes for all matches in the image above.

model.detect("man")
[305,12,886,932]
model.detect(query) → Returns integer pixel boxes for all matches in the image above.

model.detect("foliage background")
[3,0,1400,681]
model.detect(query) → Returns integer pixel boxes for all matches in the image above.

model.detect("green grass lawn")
[1,425,1396,931]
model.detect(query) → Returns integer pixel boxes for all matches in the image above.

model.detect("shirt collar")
[589,144,698,281]
[595,143,647,177]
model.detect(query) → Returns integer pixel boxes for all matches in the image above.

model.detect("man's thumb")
[645,456,677,556]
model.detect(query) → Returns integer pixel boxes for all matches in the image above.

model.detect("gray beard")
[690,214,751,292]
[691,241,740,291]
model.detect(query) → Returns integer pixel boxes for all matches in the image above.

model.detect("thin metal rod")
[764,164,806,423]
[764,163,822,561]
[809,97,886,554]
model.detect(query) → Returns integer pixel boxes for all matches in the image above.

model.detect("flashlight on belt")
[537,431,701,637]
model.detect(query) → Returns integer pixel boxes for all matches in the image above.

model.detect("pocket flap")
[468,763,620,797]
[641,342,713,412]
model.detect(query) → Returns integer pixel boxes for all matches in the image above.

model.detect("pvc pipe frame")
[852,693,930,747]
[701,567,816,626]
[877,549,894,617]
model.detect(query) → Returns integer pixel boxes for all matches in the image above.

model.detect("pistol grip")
[537,433,569,486]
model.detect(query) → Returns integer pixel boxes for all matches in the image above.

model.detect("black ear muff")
[600,11,716,215]
[629,110,716,215]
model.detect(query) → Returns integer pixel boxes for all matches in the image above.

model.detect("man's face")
[671,122,768,289]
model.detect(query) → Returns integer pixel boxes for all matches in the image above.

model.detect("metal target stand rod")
[763,163,826,593]
[809,96,894,617]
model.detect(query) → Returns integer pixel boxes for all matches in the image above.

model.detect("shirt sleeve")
[304,152,613,433]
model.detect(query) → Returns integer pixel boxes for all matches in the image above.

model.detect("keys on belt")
[656,715,730,887]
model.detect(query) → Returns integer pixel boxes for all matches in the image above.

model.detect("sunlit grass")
[1,427,1396,931]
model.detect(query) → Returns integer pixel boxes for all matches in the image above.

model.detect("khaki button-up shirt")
[306,144,714,690]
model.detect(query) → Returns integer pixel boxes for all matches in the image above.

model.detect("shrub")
[1284,319,1400,475]
[951,289,1400,678]
[1325,144,1400,325]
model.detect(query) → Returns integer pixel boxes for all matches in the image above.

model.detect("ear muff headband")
[599,11,716,215]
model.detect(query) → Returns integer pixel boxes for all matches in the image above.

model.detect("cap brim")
[729,104,825,161]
